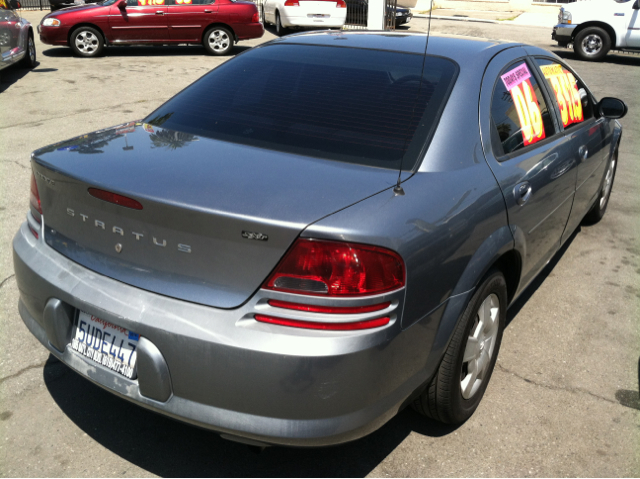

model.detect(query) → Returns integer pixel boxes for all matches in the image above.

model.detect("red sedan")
[38,0,263,57]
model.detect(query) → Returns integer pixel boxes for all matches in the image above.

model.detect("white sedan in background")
[262,0,347,35]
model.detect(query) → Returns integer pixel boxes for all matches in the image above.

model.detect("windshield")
[145,43,458,170]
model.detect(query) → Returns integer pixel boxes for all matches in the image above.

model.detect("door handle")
[513,181,532,206]
[156,10,164,14]
[204,9,213,12]
[578,146,588,161]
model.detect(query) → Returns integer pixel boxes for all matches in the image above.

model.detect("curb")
[412,13,500,24]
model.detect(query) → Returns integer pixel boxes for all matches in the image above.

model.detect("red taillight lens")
[263,239,405,297]
[88,188,143,210]
[336,0,346,7]
[30,172,42,216]
[255,314,390,331]
[268,299,390,314]
[252,11,259,22]
[284,0,300,5]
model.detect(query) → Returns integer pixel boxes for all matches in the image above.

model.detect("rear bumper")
[281,10,346,28]
[552,23,576,44]
[13,220,449,447]
[233,22,264,41]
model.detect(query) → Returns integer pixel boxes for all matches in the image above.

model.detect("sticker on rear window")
[138,0,164,5]
[501,64,546,147]
[540,63,584,128]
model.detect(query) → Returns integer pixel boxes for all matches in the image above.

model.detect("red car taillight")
[263,238,405,296]
[29,172,42,238]
[30,172,42,216]
[255,314,390,331]
[336,0,347,7]
[284,0,300,6]
[251,11,259,22]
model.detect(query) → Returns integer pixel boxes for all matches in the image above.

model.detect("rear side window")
[535,58,594,129]
[145,44,458,170]
[490,60,555,158]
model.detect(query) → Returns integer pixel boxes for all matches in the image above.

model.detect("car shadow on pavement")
[43,355,459,477]
[0,62,42,93]
[41,45,252,58]
[505,227,578,327]
[551,49,640,67]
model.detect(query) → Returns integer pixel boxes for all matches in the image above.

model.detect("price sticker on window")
[540,63,583,128]
[501,64,546,147]
[138,0,164,5]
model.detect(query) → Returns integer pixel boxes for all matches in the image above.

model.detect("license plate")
[70,311,139,379]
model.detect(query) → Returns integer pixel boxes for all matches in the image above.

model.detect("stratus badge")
[242,231,268,241]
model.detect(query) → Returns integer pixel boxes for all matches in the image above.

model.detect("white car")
[552,0,640,60]
[262,0,347,35]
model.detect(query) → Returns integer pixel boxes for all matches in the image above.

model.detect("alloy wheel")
[599,155,616,209]
[208,29,230,53]
[460,293,500,399]
[581,34,603,57]
[28,36,36,63]
[75,31,99,55]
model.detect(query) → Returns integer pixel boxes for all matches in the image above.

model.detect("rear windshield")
[145,43,458,170]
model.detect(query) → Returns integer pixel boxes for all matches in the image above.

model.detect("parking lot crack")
[496,363,623,407]
[0,274,15,290]
[0,361,47,386]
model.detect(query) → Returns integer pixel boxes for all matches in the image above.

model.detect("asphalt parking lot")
[0,11,639,477]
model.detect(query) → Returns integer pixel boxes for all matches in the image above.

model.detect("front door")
[109,0,169,43]
[479,48,577,292]
[168,0,217,42]
[626,0,640,47]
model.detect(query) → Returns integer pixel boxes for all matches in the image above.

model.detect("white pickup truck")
[552,0,640,60]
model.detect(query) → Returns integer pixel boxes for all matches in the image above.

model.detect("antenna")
[393,0,434,197]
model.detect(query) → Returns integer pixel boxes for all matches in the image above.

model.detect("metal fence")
[17,0,51,10]
[384,0,397,30]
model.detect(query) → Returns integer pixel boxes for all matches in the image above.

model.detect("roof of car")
[269,31,522,64]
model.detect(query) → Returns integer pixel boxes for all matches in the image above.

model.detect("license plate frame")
[70,311,139,380]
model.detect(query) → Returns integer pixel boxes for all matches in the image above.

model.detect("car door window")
[534,58,594,130]
[490,60,556,158]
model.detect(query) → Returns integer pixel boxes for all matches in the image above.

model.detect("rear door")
[108,0,169,42]
[480,48,576,290]
[168,0,217,42]
[0,0,21,69]
[531,55,610,243]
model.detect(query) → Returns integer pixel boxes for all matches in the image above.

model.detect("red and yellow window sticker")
[540,63,583,128]
[501,63,546,147]
[138,0,165,5]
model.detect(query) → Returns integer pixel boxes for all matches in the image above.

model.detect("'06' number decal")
[501,64,546,147]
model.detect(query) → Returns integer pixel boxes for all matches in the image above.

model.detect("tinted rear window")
[145,43,458,170]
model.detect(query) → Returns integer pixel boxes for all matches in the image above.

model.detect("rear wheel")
[583,147,617,224]
[70,26,104,58]
[21,32,36,68]
[276,11,287,36]
[203,26,233,56]
[413,270,506,424]
[574,27,611,61]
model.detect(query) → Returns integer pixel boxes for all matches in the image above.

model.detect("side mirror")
[117,0,127,9]
[633,0,639,9]
[598,97,628,119]
[9,0,21,9]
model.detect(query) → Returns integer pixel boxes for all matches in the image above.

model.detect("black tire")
[583,147,618,225]
[413,270,507,424]
[275,11,287,36]
[69,26,104,58]
[574,27,611,61]
[21,32,37,68]
[203,26,234,56]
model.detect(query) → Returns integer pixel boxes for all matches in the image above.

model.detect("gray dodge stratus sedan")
[14,31,626,447]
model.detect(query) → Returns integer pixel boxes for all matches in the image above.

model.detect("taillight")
[88,188,143,210]
[263,239,405,297]
[251,11,259,22]
[284,0,300,5]
[30,172,42,216]
[255,314,390,331]
[268,299,390,314]
[336,0,346,7]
